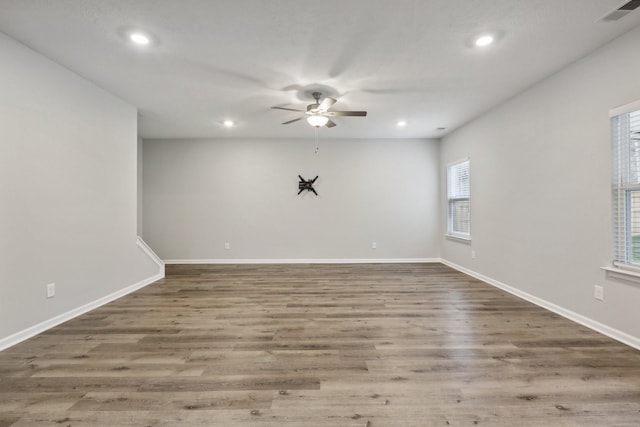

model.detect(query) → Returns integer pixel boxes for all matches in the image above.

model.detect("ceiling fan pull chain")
[314,127,320,154]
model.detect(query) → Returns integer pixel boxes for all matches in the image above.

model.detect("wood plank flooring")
[1,263,640,426]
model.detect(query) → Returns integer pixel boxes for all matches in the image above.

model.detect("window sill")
[601,265,640,284]
[445,234,472,244]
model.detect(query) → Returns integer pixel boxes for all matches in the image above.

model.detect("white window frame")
[604,99,640,282]
[446,158,471,241]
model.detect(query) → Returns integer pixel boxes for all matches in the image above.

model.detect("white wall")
[440,26,640,344]
[137,136,144,235]
[0,33,160,345]
[143,138,440,261]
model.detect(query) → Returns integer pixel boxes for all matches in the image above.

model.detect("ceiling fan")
[272,92,367,128]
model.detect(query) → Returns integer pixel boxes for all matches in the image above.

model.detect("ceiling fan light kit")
[272,91,367,129]
[307,114,329,127]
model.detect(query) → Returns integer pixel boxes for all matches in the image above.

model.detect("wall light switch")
[46,283,55,298]
[371,242,377,249]
[471,250,476,259]
[224,242,230,250]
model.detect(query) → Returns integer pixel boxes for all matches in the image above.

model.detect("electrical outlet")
[594,285,604,301]
[224,242,230,250]
[371,242,377,249]
[46,283,55,298]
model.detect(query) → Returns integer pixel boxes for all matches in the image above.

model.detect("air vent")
[600,0,640,21]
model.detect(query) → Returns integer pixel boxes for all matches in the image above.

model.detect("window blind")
[612,109,640,266]
[447,159,470,237]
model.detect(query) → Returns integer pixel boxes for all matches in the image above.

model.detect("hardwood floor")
[1,263,640,426]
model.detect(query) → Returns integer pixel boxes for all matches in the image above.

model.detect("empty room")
[2,1,640,426]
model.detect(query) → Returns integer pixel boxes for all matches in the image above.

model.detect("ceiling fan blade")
[326,111,367,117]
[282,117,303,125]
[318,97,337,112]
[272,106,305,112]
[325,119,337,128]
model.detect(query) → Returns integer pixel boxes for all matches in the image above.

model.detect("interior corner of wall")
[136,236,165,279]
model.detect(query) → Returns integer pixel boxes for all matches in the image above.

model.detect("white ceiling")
[1,0,639,139]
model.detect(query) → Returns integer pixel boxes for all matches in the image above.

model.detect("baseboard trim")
[440,259,640,351]
[164,258,440,265]
[137,236,165,276]
[0,271,163,352]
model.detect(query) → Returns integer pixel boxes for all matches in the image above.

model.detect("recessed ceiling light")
[474,35,494,47]
[129,32,151,45]
[223,120,235,127]
[397,121,407,127]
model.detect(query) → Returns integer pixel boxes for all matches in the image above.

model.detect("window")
[612,106,640,267]
[447,158,470,239]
